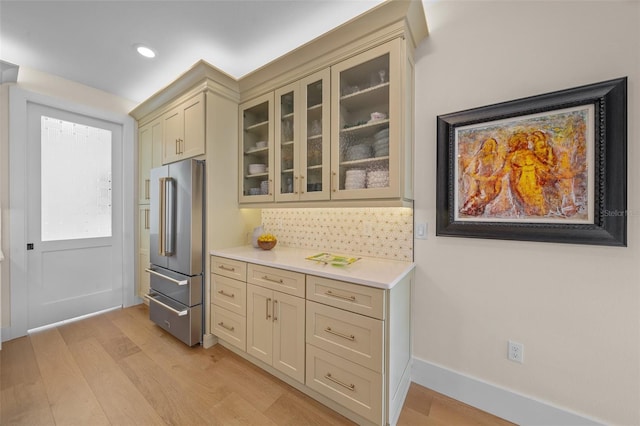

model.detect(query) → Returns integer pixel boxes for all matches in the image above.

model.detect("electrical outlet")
[508,340,524,363]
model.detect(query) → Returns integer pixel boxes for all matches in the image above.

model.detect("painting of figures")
[436,77,627,245]
[454,105,594,223]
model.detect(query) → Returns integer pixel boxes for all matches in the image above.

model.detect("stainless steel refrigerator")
[146,158,204,346]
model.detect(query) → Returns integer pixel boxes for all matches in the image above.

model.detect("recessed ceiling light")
[134,44,156,58]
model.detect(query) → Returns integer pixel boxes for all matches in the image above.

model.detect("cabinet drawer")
[211,305,246,351]
[247,263,305,298]
[211,256,247,281]
[211,274,246,316]
[306,301,383,372]
[306,276,385,319]
[306,344,382,424]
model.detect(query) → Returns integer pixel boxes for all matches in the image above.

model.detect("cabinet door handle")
[325,326,355,341]
[324,373,355,391]
[218,265,235,272]
[145,179,150,200]
[262,275,284,284]
[332,171,337,192]
[217,289,235,298]
[325,290,356,302]
[179,138,184,154]
[273,299,278,321]
[299,175,304,194]
[218,322,235,332]
[268,179,273,196]
[266,297,272,320]
[175,138,180,155]
[144,208,150,230]
[294,175,298,194]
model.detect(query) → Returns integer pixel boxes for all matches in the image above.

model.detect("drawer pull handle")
[217,289,235,298]
[218,322,235,332]
[262,275,284,284]
[325,290,356,302]
[325,373,355,391]
[325,326,355,341]
[218,265,236,272]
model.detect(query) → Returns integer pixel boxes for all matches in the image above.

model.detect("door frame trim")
[6,86,137,341]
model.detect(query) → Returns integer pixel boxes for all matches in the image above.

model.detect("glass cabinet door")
[300,69,330,201]
[239,93,274,203]
[275,68,330,202]
[331,39,401,200]
[274,83,298,201]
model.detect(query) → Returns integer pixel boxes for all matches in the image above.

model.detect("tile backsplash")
[261,208,413,261]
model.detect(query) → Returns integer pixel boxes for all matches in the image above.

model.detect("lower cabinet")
[247,284,305,384]
[209,254,412,426]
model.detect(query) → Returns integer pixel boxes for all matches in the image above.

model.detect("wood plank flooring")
[1,305,514,425]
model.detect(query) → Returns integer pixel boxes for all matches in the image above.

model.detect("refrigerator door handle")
[158,177,174,256]
[145,268,188,286]
[165,176,175,256]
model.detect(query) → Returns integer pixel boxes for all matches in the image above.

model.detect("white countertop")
[210,245,415,290]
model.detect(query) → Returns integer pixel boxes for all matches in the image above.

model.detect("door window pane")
[41,116,112,241]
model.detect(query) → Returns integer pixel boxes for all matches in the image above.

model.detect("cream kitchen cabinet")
[211,256,248,351]
[330,38,411,201]
[246,283,305,384]
[210,247,414,426]
[138,205,150,298]
[239,36,415,207]
[138,117,163,204]
[274,68,331,202]
[239,92,274,203]
[246,263,305,383]
[162,92,205,164]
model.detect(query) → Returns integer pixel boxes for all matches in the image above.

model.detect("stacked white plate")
[344,169,366,189]
[345,144,372,161]
[374,128,389,157]
[366,169,389,188]
[248,163,266,174]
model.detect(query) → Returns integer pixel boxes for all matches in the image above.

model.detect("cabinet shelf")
[339,156,389,167]
[245,147,269,155]
[340,82,390,112]
[341,119,389,135]
[245,172,269,178]
[245,120,269,131]
[307,103,322,112]
[281,141,294,147]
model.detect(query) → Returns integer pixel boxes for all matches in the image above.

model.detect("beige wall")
[0,67,136,329]
[414,1,639,424]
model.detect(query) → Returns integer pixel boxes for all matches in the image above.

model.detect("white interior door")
[25,102,123,330]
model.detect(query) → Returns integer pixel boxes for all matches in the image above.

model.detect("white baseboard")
[411,357,603,426]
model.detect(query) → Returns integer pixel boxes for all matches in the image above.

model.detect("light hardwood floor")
[1,305,514,425]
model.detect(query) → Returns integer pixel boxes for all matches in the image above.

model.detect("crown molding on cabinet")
[238,0,428,102]
[130,60,240,123]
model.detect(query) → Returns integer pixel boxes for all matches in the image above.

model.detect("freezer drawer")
[148,265,202,307]
[147,292,202,346]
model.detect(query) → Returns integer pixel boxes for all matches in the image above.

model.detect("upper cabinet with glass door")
[275,69,330,202]
[239,93,274,203]
[330,39,403,200]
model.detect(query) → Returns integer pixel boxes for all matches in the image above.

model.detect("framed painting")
[436,77,627,246]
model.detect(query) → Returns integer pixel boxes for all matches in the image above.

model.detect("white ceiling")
[0,0,386,103]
